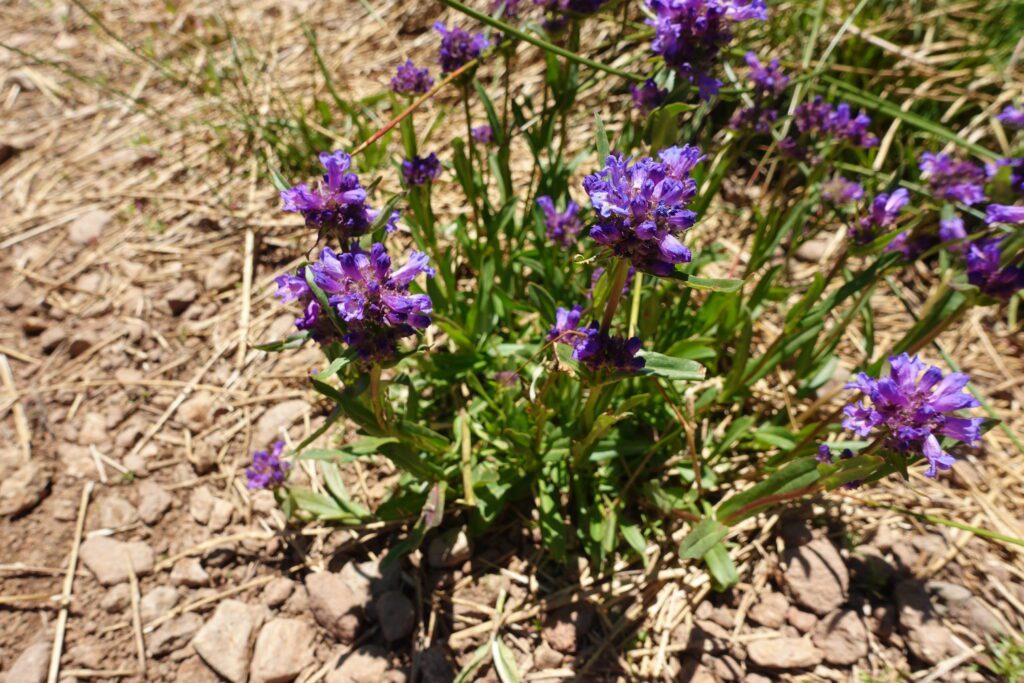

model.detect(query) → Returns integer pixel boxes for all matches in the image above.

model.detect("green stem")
[602,259,631,332]
[627,272,644,338]
[369,366,385,427]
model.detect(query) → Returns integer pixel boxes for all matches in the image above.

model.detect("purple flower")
[744,52,788,96]
[985,203,1024,224]
[850,188,909,243]
[402,153,442,187]
[822,176,864,205]
[794,97,877,147]
[918,152,987,206]
[966,238,1024,300]
[816,444,854,464]
[938,214,967,254]
[537,195,582,246]
[547,305,583,341]
[793,97,832,134]
[391,60,434,95]
[582,145,704,275]
[842,354,982,478]
[646,0,767,101]
[280,151,398,240]
[571,323,646,373]
[435,22,489,74]
[730,106,778,133]
[275,244,435,362]
[471,125,494,144]
[997,105,1024,128]
[245,441,290,490]
[631,79,667,114]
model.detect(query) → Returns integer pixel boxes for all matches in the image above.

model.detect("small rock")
[341,558,401,600]
[171,557,211,587]
[749,592,788,629]
[192,599,267,683]
[786,606,818,633]
[0,461,52,516]
[101,584,131,613]
[375,591,415,641]
[745,675,772,683]
[795,237,830,263]
[533,642,563,669]
[151,613,204,656]
[327,646,390,683]
[949,597,1007,637]
[427,529,471,569]
[205,253,240,292]
[208,498,234,531]
[167,280,201,316]
[250,618,315,683]
[254,400,310,447]
[783,538,849,616]
[926,581,972,605]
[812,610,868,665]
[175,655,222,682]
[96,494,139,529]
[69,209,111,244]
[39,326,66,353]
[67,330,96,357]
[137,481,173,525]
[747,637,823,670]
[141,586,180,623]
[417,644,453,683]
[67,642,104,669]
[189,486,215,525]
[79,536,154,586]
[711,654,744,681]
[306,571,362,643]
[263,577,296,608]
[179,393,214,432]
[542,602,595,654]
[5,640,50,683]
[77,411,108,445]
[708,606,736,630]
[895,579,954,665]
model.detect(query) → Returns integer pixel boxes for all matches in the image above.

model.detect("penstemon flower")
[918,152,987,205]
[402,153,442,187]
[631,79,667,114]
[280,151,398,240]
[582,145,705,275]
[536,195,582,247]
[435,22,489,74]
[646,0,767,100]
[391,60,434,95]
[997,105,1024,128]
[965,238,1024,300]
[246,441,290,490]
[842,354,983,478]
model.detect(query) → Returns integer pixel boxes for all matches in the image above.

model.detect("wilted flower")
[631,79,667,114]
[646,0,767,101]
[246,441,290,490]
[391,60,434,95]
[997,105,1024,128]
[435,22,489,74]
[966,238,1024,300]
[582,145,705,275]
[536,195,582,246]
[918,152,987,205]
[471,125,494,144]
[280,151,398,240]
[822,176,864,205]
[275,244,435,362]
[744,52,788,96]
[402,153,442,187]
[850,188,909,243]
[843,353,983,478]
[985,203,1024,224]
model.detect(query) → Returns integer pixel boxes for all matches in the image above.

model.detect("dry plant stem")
[652,379,703,498]
[126,557,147,676]
[47,481,93,683]
[0,353,31,461]
[722,483,824,526]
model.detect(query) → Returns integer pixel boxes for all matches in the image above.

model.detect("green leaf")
[491,639,521,683]
[621,523,647,557]
[290,489,362,523]
[718,458,820,524]
[254,331,310,352]
[454,644,491,683]
[320,462,370,519]
[595,114,610,160]
[703,542,739,590]
[679,518,729,559]
[637,351,706,381]
[667,271,744,292]
[538,466,567,562]
[312,356,350,381]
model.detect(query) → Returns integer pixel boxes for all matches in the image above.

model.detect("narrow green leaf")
[637,351,706,382]
[679,518,729,559]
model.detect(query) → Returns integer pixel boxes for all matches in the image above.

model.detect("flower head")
[631,79,667,114]
[402,153,442,187]
[997,105,1024,128]
[744,52,788,96]
[918,152,987,205]
[548,306,645,373]
[435,22,489,74]
[582,145,704,275]
[816,444,854,464]
[986,203,1024,225]
[537,195,583,247]
[938,214,967,253]
[280,151,398,240]
[471,125,494,144]
[245,441,290,490]
[794,97,877,147]
[966,238,1024,300]
[391,60,434,95]
[842,354,982,477]
[547,305,583,341]
[850,188,909,243]
[646,0,767,101]
[822,176,864,205]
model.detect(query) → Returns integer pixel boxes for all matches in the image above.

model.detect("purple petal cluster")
[245,441,290,490]
[631,79,667,114]
[997,105,1024,128]
[390,60,434,95]
[985,203,1024,225]
[793,97,878,147]
[537,195,582,247]
[918,152,987,205]
[821,176,864,205]
[275,244,435,362]
[939,214,968,254]
[966,238,1024,300]
[849,188,909,244]
[548,306,645,373]
[471,125,494,144]
[280,151,398,240]
[843,353,982,478]
[744,52,788,97]
[582,145,705,275]
[435,22,489,74]
[402,153,442,187]
[646,0,767,101]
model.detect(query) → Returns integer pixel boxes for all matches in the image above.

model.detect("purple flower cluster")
[548,306,645,373]
[402,153,442,187]
[537,195,582,246]
[843,353,983,478]
[582,145,705,275]
[918,152,987,205]
[745,52,788,96]
[390,60,434,95]
[280,151,398,240]
[986,203,1024,225]
[849,188,909,244]
[245,441,290,490]
[471,125,494,144]
[792,97,878,148]
[275,244,435,362]
[938,214,967,254]
[435,22,489,74]
[822,176,864,205]
[997,105,1024,128]
[966,238,1024,300]
[647,0,767,100]
[730,54,788,133]
[631,79,667,114]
